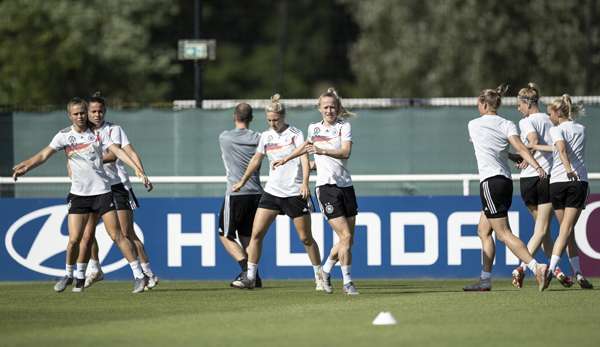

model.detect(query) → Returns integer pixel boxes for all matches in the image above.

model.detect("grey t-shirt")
[219,128,263,195]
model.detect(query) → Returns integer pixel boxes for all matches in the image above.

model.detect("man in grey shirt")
[218,103,264,288]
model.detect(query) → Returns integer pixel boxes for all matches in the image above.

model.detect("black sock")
[238,259,248,272]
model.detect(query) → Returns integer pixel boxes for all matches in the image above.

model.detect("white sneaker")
[315,279,324,291]
[84,270,104,288]
[146,275,159,289]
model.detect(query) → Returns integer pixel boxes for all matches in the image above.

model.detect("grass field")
[1,278,599,347]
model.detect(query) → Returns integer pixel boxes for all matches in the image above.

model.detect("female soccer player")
[532,95,593,290]
[274,87,359,295]
[12,97,151,293]
[510,83,572,288]
[80,92,158,289]
[232,94,323,289]
[464,85,549,292]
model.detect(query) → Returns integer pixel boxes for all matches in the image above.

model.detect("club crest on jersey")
[68,136,76,144]
[267,135,273,142]
[325,203,334,214]
[88,134,95,141]
[313,127,320,135]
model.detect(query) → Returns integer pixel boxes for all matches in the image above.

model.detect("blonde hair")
[548,94,585,120]
[318,87,355,119]
[265,93,286,116]
[478,84,509,112]
[517,82,540,107]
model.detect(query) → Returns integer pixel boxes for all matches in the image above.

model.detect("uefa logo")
[5,205,144,276]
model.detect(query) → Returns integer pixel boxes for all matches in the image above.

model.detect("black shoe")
[255,272,262,288]
[230,273,244,288]
[72,278,85,292]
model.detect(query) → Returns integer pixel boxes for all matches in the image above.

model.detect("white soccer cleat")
[315,279,324,291]
[146,275,159,289]
[84,270,104,288]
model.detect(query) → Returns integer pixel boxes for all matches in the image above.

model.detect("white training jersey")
[307,119,353,187]
[257,126,304,197]
[468,114,519,182]
[96,122,132,188]
[49,126,112,196]
[549,121,587,183]
[519,113,553,177]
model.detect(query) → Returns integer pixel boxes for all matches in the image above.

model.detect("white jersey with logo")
[49,126,112,196]
[307,119,353,187]
[519,113,553,177]
[468,114,519,182]
[549,121,587,183]
[257,126,304,197]
[96,122,132,188]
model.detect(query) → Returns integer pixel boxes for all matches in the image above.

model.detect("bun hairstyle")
[265,93,286,116]
[548,94,585,120]
[88,91,107,111]
[478,84,509,112]
[318,87,355,119]
[517,82,540,107]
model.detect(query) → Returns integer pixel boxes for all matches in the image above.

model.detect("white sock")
[341,265,352,285]
[569,256,581,274]
[75,263,87,279]
[312,265,321,281]
[519,262,527,271]
[323,257,337,275]
[247,262,257,281]
[549,255,560,272]
[88,259,100,273]
[129,260,144,279]
[527,259,539,274]
[141,262,154,277]
[65,264,74,278]
[481,271,492,280]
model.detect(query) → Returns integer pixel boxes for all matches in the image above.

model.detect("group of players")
[11,84,593,294]
[466,83,593,291]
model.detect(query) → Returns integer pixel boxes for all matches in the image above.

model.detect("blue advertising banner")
[2,196,599,280]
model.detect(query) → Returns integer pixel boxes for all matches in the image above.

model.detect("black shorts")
[218,194,262,239]
[258,192,311,218]
[67,192,115,216]
[520,176,551,206]
[479,175,513,219]
[111,183,139,211]
[550,181,589,210]
[315,184,358,220]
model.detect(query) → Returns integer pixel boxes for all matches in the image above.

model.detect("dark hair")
[234,103,253,123]
[88,91,106,111]
[67,97,87,114]
[478,84,509,112]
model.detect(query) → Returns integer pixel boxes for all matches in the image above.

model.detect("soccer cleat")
[342,282,359,295]
[72,278,85,292]
[554,268,574,288]
[463,278,491,291]
[315,279,324,291]
[230,273,244,288]
[84,270,104,288]
[54,276,73,292]
[320,270,333,294]
[542,269,553,291]
[575,273,594,289]
[234,272,256,289]
[535,264,549,292]
[132,276,148,294]
[255,272,262,288]
[511,267,525,288]
[146,275,159,289]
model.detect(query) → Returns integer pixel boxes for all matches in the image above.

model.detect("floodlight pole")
[194,0,203,108]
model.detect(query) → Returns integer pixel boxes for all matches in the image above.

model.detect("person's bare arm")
[13,147,57,180]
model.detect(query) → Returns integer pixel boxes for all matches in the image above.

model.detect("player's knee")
[301,236,313,246]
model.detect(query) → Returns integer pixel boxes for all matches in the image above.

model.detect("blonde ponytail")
[548,94,585,120]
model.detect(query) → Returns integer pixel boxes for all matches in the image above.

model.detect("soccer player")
[464,85,549,292]
[218,103,264,288]
[531,95,594,290]
[12,97,151,293]
[80,92,158,289]
[510,83,572,288]
[232,94,323,290]
[274,87,359,295]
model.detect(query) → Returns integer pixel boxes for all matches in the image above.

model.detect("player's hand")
[272,158,286,168]
[300,184,310,200]
[232,181,244,192]
[516,161,528,169]
[535,167,547,179]
[567,171,579,181]
[136,170,152,191]
[12,162,28,181]
[309,160,316,171]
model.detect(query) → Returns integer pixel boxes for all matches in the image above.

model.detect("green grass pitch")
[1,279,598,346]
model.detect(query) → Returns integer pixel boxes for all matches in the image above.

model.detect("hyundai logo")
[5,205,144,276]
